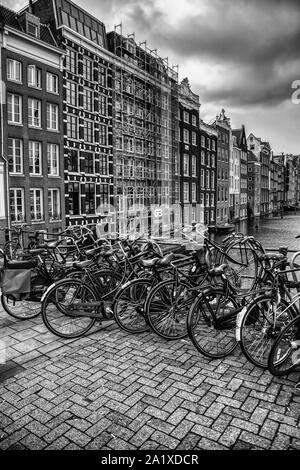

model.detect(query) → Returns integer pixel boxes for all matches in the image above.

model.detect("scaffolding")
[109,25,179,236]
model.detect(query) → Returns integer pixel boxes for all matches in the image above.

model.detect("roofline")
[4,24,65,55]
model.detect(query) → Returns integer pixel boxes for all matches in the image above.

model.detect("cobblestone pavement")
[0,304,300,451]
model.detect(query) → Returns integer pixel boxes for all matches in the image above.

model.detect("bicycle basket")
[1,268,31,299]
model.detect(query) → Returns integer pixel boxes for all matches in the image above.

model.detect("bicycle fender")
[41,282,57,302]
[236,306,248,341]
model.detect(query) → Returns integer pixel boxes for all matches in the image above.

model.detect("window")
[67,149,79,172]
[192,183,197,202]
[192,115,197,127]
[29,141,42,175]
[47,103,58,131]
[183,111,189,123]
[68,182,80,215]
[66,81,77,106]
[99,155,109,175]
[192,206,196,222]
[99,66,106,87]
[7,93,22,124]
[192,155,196,177]
[99,124,107,146]
[206,170,210,189]
[30,188,43,221]
[8,138,23,174]
[98,94,106,115]
[212,140,216,151]
[28,98,41,127]
[201,151,205,165]
[48,189,61,221]
[28,65,41,88]
[83,152,94,174]
[211,171,215,189]
[201,135,205,147]
[99,184,109,205]
[27,22,38,37]
[84,183,96,214]
[211,154,215,167]
[183,154,189,176]
[7,59,22,83]
[183,129,189,144]
[65,49,77,74]
[83,57,93,81]
[46,73,58,94]
[211,194,215,207]
[183,183,189,202]
[47,144,59,176]
[66,115,78,139]
[83,88,93,111]
[84,121,93,143]
[10,188,25,222]
[192,132,197,146]
[200,193,204,206]
[201,169,204,187]
[206,193,210,207]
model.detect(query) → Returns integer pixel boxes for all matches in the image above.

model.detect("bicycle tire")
[268,315,300,376]
[144,279,193,340]
[90,269,123,301]
[222,238,263,293]
[187,288,239,359]
[113,278,151,333]
[4,240,23,260]
[239,295,297,368]
[41,279,97,338]
[1,293,41,319]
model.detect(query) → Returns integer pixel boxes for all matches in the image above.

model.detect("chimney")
[29,0,33,14]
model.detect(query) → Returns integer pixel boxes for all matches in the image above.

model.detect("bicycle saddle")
[208,264,228,277]
[157,253,175,266]
[85,246,103,257]
[72,259,94,269]
[139,257,160,268]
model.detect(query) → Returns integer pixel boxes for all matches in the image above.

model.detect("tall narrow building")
[214,109,231,226]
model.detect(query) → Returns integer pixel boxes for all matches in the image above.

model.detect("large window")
[84,121,93,143]
[192,155,196,177]
[47,103,59,131]
[99,184,109,205]
[29,141,42,175]
[83,88,93,112]
[66,115,78,139]
[47,144,59,176]
[183,111,189,123]
[30,188,43,221]
[83,57,93,81]
[83,152,94,174]
[65,49,77,74]
[84,183,96,214]
[183,154,189,176]
[183,183,189,203]
[8,138,23,174]
[10,188,25,222]
[183,129,189,144]
[7,59,22,83]
[99,155,108,175]
[99,124,107,146]
[46,72,58,94]
[192,132,197,146]
[192,183,197,202]
[66,81,77,106]
[68,182,80,215]
[98,94,106,115]
[28,98,41,127]
[28,65,42,88]
[48,189,61,221]
[99,66,106,87]
[67,149,79,173]
[7,93,22,124]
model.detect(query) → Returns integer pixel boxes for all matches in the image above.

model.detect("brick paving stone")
[278,423,300,439]
[170,419,194,440]
[64,428,92,447]
[139,440,160,450]
[150,430,180,449]
[162,396,184,413]
[250,407,269,425]
[44,423,71,444]
[5,415,33,434]
[240,430,272,449]
[212,414,233,433]
[192,424,221,442]
[176,433,200,450]
[45,437,70,450]
[130,425,154,447]
[85,432,112,450]
[166,408,188,426]
[198,437,228,450]
[259,419,280,440]
[231,418,259,434]
[269,411,298,426]
[204,402,225,419]
[186,412,213,428]
[147,418,175,435]
[107,437,136,450]
[86,418,113,438]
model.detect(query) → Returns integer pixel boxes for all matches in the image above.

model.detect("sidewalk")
[0,304,299,450]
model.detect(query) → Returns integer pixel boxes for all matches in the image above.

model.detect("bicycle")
[268,313,300,376]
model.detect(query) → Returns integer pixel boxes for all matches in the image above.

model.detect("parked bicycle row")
[1,223,300,380]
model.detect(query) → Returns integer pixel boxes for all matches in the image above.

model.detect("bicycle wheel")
[239,296,297,368]
[223,238,263,293]
[91,269,122,302]
[1,294,41,319]
[187,288,239,359]
[41,279,97,338]
[4,240,23,260]
[268,315,300,376]
[144,279,193,340]
[113,278,151,333]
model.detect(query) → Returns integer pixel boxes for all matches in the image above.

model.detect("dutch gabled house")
[0,4,65,245]
[232,126,248,221]
[199,120,217,225]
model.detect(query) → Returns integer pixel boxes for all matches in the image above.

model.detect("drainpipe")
[0,27,11,235]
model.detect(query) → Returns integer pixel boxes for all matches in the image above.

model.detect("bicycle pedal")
[291,340,300,349]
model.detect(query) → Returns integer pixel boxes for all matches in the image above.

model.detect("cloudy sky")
[5,0,300,154]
